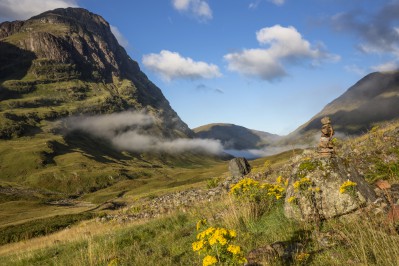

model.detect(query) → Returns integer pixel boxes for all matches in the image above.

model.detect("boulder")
[284,152,377,221]
[228,157,251,178]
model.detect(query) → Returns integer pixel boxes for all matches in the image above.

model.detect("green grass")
[0,213,94,245]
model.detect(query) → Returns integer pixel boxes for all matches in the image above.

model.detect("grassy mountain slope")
[285,71,399,144]
[2,120,399,265]
[193,123,281,150]
[0,8,226,231]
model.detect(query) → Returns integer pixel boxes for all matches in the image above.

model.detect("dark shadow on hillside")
[47,130,136,164]
[0,42,36,100]
[195,124,262,150]
[65,130,135,163]
[302,96,399,135]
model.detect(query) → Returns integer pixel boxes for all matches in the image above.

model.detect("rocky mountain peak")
[0,7,139,82]
[0,7,192,139]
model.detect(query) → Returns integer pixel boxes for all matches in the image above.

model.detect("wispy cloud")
[224,25,339,81]
[171,0,212,21]
[269,0,285,6]
[142,50,221,81]
[0,0,78,21]
[249,0,285,9]
[110,25,129,48]
[371,61,399,72]
[330,3,399,58]
[196,83,224,94]
[65,111,223,154]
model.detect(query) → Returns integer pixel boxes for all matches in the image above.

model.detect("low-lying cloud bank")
[65,111,223,155]
[224,145,307,159]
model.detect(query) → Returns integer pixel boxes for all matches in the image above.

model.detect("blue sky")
[1,0,399,135]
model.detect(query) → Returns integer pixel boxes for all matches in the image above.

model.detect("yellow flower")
[276,176,283,184]
[229,229,237,238]
[238,256,248,264]
[287,196,296,203]
[227,244,241,254]
[192,240,205,252]
[203,255,218,266]
[293,177,312,191]
[295,252,310,262]
[339,180,357,194]
[197,227,216,240]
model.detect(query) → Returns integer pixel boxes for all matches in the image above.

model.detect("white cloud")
[172,0,190,10]
[249,0,285,9]
[224,25,339,81]
[371,61,398,72]
[66,111,223,155]
[269,0,285,5]
[171,0,212,21]
[113,132,223,154]
[110,25,129,48]
[0,0,78,21]
[142,50,221,81]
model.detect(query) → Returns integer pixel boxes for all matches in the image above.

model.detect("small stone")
[375,180,391,190]
[387,205,399,223]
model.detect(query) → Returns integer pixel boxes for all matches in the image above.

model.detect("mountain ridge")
[284,70,399,144]
[193,123,281,150]
[0,7,192,140]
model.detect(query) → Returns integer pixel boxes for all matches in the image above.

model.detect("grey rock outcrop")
[229,157,251,178]
[284,151,376,221]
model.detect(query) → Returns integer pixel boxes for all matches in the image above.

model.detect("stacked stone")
[318,116,335,158]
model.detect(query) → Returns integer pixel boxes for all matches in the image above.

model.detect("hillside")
[2,119,399,265]
[0,7,192,140]
[286,71,399,144]
[0,7,226,230]
[193,123,281,150]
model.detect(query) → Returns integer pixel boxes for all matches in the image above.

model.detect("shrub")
[192,220,247,265]
[229,177,286,219]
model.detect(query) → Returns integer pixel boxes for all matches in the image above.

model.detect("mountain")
[286,71,399,144]
[193,123,281,150]
[0,7,191,140]
[0,8,218,198]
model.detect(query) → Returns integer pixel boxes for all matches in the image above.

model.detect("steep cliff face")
[0,7,192,139]
[1,8,137,81]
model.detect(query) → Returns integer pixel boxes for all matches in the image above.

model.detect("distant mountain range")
[194,71,399,150]
[193,123,281,150]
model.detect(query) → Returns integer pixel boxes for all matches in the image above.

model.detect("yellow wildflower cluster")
[295,252,310,264]
[227,244,241,255]
[203,255,218,266]
[287,196,296,203]
[230,177,286,201]
[339,180,357,194]
[192,221,247,265]
[293,177,313,192]
[230,178,260,195]
[263,183,285,200]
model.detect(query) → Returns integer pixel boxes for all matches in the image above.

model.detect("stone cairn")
[318,116,335,158]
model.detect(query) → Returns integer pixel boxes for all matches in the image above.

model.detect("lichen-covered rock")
[229,157,251,178]
[284,151,376,221]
